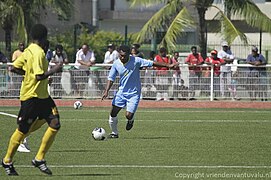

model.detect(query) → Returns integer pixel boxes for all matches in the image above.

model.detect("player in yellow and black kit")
[2,24,63,176]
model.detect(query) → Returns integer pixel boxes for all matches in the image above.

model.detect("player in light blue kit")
[101,45,178,138]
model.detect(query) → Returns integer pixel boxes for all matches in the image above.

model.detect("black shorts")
[17,96,60,133]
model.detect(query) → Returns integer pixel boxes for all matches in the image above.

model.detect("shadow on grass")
[51,149,99,153]
[60,173,120,177]
[124,136,170,140]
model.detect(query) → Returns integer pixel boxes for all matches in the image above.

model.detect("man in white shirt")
[104,44,119,64]
[75,44,95,69]
[217,41,235,99]
[72,44,95,96]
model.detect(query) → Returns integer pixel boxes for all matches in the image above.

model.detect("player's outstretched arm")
[101,80,114,101]
[153,61,179,69]
[36,63,63,81]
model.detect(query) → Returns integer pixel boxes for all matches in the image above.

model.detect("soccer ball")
[92,127,106,140]
[73,101,82,109]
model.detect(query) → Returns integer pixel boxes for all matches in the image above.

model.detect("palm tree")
[0,0,73,55]
[130,0,271,58]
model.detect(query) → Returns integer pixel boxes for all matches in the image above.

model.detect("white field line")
[0,112,17,118]
[1,109,271,113]
[60,119,271,123]
[0,111,270,123]
[15,164,271,169]
[1,111,271,123]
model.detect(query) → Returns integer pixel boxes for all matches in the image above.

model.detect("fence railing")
[0,63,270,101]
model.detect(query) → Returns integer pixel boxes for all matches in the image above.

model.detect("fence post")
[210,65,214,101]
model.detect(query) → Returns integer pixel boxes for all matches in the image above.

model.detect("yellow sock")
[35,127,58,161]
[4,129,25,163]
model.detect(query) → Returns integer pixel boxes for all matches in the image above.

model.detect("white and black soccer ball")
[73,101,82,109]
[92,127,106,140]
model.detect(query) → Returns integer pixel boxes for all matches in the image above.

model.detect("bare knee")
[49,118,61,130]
[125,112,134,120]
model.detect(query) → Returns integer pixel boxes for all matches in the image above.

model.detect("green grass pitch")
[0,106,271,179]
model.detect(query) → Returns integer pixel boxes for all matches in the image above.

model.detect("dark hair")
[149,51,156,58]
[159,47,167,53]
[55,44,63,51]
[174,51,179,55]
[191,46,197,50]
[119,45,130,53]
[30,24,48,40]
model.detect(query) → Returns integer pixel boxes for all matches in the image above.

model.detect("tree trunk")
[2,18,13,59]
[197,7,207,59]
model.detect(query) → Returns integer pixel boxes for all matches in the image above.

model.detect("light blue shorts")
[112,92,140,113]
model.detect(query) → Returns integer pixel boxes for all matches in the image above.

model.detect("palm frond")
[15,3,27,42]
[130,0,166,7]
[213,5,248,45]
[226,0,271,32]
[135,0,182,43]
[160,7,195,51]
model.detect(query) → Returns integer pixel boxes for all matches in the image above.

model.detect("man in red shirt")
[154,47,171,101]
[185,46,204,100]
[205,50,226,99]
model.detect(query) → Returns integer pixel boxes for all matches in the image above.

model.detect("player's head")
[42,40,50,53]
[30,24,48,41]
[119,45,130,62]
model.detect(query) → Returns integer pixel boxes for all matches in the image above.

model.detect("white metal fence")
[0,63,270,101]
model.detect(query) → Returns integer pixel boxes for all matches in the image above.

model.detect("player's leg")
[125,94,140,131]
[32,97,60,175]
[108,94,126,138]
[17,119,47,153]
[108,105,122,138]
[2,98,38,175]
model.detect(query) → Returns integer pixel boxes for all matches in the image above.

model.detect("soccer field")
[1,106,271,179]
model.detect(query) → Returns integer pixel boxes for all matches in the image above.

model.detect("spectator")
[228,71,240,101]
[218,41,235,99]
[10,42,25,97]
[51,44,69,65]
[104,44,119,64]
[50,44,69,98]
[205,50,226,100]
[154,47,171,101]
[46,48,53,62]
[171,51,181,100]
[185,46,204,100]
[142,51,157,99]
[131,43,144,58]
[12,42,25,62]
[0,50,8,63]
[179,79,189,100]
[73,44,95,96]
[0,51,9,97]
[246,46,267,101]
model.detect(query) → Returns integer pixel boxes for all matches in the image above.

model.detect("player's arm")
[11,53,25,75]
[11,67,25,75]
[36,63,63,81]
[101,80,114,101]
[153,61,179,69]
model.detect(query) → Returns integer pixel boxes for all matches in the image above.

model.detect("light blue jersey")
[108,56,153,112]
